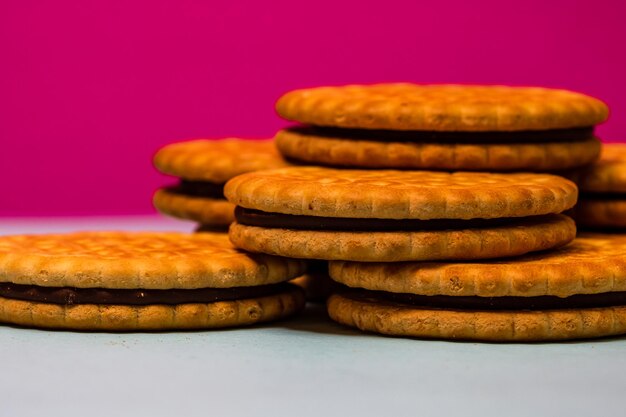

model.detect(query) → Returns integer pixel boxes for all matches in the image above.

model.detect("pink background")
[1,0,625,216]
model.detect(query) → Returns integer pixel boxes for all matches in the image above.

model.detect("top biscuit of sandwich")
[224,167,577,220]
[276,84,608,131]
[571,144,626,193]
[154,139,289,183]
[0,232,306,289]
[329,233,626,298]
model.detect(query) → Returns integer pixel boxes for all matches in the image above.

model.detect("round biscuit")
[0,285,304,331]
[154,139,289,182]
[574,199,626,229]
[275,129,601,171]
[330,233,626,297]
[228,214,576,262]
[327,292,626,342]
[0,231,306,289]
[153,188,234,227]
[570,144,626,192]
[224,167,578,220]
[276,84,609,131]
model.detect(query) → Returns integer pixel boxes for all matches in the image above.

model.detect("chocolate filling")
[195,224,230,233]
[0,282,291,306]
[165,180,225,199]
[344,288,626,311]
[290,126,595,144]
[235,207,544,232]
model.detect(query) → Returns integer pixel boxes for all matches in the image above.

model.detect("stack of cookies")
[153,138,335,301]
[328,234,626,341]
[222,83,626,341]
[153,138,288,231]
[274,84,605,171]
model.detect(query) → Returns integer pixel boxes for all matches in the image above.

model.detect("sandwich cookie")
[328,233,626,341]
[225,167,578,262]
[275,84,608,171]
[569,144,626,229]
[0,232,305,330]
[154,139,289,229]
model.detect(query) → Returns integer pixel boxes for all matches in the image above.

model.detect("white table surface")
[1,216,625,417]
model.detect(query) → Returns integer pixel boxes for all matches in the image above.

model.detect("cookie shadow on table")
[407,334,626,345]
[266,302,368,337]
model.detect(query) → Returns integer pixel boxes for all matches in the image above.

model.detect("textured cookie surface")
[154,139,289,182]
[276,84,609,131]
[571,144,626,192]
[330,233,626,297]
[225,167,578,219]
[229,214,575,261]
[327,293,626,342]
[275,129,601,171]
[0,232,306,289]
[0,285,304,331]
[153,188,234,227]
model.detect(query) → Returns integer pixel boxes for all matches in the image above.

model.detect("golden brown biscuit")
[154,139,289,183]
[327,233,626,341]
[153,139,290,227]
[153,188,234,228]
[0,231,305,289]
[275,128,601,171]
[329,233,626,297]
[574,200,626,228]
[0,287,304,331]
[276,84,608,131]
[568,144,626,229]
[0,231,306,330]
[571,144,626,193]
[226,167,577,261]
[225,167,578,220]
[327,293,626,342]
[229,214,575,262]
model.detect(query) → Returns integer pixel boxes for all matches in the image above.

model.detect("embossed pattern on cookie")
[277,84,609,131]
[0,231,307,330]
